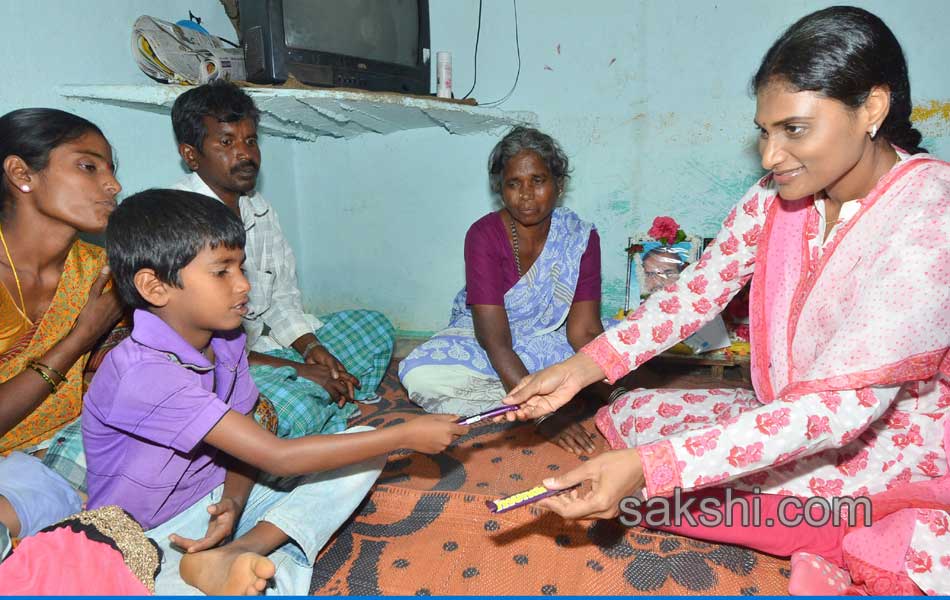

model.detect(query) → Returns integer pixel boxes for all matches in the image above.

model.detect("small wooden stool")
[652,349,751,381]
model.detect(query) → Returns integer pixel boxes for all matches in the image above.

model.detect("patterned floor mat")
[310,363,790,595]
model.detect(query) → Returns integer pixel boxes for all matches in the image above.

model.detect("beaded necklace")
[507,215,522,276]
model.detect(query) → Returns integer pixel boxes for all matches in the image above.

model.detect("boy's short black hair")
[106,189,246,309]
[171,80,260,150]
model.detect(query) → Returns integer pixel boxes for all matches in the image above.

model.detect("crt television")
[239,0,431,94]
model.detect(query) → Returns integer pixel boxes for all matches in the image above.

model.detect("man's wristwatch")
[301,340,323,360]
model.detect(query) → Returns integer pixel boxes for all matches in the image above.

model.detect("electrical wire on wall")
[480,0,520,108]
[460,0,482,100]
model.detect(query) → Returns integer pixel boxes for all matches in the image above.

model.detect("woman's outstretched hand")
[537,448,645,520]
[501,352,607,421]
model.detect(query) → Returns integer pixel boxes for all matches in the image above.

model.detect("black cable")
[188,9,241,47]
[218,36,241,48]
[481,0,520,107]
[460,0,483,100]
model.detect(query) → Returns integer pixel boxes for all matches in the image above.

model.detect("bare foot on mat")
[180,546,275,595]
[537,413,598,455]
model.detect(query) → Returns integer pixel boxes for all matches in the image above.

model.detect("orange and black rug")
[310,365,790,595]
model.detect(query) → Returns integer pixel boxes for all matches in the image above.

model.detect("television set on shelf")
[238,0,431,95]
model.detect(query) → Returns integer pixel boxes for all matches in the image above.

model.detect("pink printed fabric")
[748,194,811,401]
[752,156,950,400]
[841,476,950,594]
[587,154,950,593]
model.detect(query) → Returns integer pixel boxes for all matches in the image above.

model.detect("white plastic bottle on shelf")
[436,51,453,98]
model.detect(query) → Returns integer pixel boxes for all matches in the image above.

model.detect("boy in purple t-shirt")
[84,189,465,595]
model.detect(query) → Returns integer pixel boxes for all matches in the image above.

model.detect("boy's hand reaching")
[402,414,467,453]
[169,497,242,553]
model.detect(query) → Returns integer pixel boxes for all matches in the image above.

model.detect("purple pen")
[455,404,520,426]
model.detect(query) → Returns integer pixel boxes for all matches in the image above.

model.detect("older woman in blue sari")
[400,127,616,453]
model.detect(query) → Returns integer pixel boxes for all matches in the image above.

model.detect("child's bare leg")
[179,522,285,595]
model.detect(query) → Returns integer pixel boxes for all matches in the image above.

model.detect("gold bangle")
[28,360,67,391]
[30,360,67,384]
[26,363,58,394]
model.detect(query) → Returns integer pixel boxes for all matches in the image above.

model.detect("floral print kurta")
[584,157,950,593]
[588,171,947,499]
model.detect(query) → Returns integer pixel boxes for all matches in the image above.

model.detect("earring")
[869,125,878,139]
[19,185,30,192]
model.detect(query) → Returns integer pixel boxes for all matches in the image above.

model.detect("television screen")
[239,0,430,93]
[283,0,420,68]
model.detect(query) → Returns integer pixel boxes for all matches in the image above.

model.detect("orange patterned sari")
[0,240,106,454]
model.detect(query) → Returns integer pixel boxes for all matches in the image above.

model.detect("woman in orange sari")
[0,108,122,558]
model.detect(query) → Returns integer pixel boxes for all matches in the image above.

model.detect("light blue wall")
[2,1,948,335]
[0,1,298,226]
[288,0,950,333]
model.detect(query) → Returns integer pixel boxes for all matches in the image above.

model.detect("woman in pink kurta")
[502,6,950,595]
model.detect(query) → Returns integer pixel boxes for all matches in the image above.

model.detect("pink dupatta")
[749,154,950,403]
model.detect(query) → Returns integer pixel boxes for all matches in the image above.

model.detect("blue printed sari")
[399,208,595,413]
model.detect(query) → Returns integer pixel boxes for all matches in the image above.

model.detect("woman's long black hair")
[753,6,926,154]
